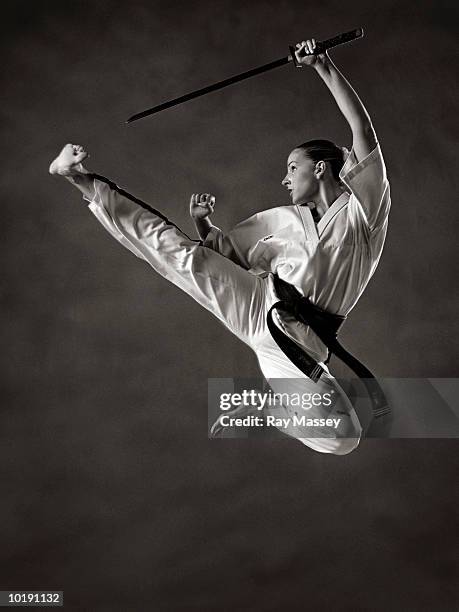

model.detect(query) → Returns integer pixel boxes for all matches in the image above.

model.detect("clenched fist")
[190,193,216,220]
[294,38,327,67]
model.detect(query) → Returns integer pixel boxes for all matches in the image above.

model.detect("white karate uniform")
[84,143,390,455]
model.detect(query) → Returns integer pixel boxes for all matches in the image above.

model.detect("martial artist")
[49,39,390,455]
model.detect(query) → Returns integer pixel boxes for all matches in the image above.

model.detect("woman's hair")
[294,139,346,182]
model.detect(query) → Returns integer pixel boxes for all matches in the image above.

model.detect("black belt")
[267,276,390,419]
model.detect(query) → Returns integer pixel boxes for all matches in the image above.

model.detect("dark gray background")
[1,1,458,610]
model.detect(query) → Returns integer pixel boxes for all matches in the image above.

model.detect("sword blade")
[126,56,289,124]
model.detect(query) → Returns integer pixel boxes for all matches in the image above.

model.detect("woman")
[49,39,390,454]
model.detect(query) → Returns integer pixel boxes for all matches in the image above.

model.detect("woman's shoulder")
[228,205,302,242]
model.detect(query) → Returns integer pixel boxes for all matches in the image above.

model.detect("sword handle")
[289,28,364,67]
[316,28,364,54]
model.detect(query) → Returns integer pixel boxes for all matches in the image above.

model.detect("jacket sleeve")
[203,225,248,269]
[339,143,391,233]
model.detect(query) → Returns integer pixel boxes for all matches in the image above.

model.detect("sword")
[126,28,364,124]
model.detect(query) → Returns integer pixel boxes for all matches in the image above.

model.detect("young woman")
[49,39,390,455]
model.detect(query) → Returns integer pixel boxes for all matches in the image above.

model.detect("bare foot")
[49,143,89,176]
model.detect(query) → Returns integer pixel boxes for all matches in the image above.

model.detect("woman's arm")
[295,39,378,162]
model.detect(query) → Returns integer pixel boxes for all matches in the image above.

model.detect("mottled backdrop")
[1,1,458,610]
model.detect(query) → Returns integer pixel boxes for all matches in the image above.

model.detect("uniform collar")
[317,191,350,236]
[297,191,350,244]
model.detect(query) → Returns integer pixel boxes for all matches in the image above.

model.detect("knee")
[330,416,363,455]
[298,419,362,455]
[328,434,361,455]
[298,434,361,455]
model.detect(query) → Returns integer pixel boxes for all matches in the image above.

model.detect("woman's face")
[281,148,318,205]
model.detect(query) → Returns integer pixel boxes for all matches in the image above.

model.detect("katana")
[126,28,364,124]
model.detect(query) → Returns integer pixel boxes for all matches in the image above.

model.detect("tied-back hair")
[295,139,346,182]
